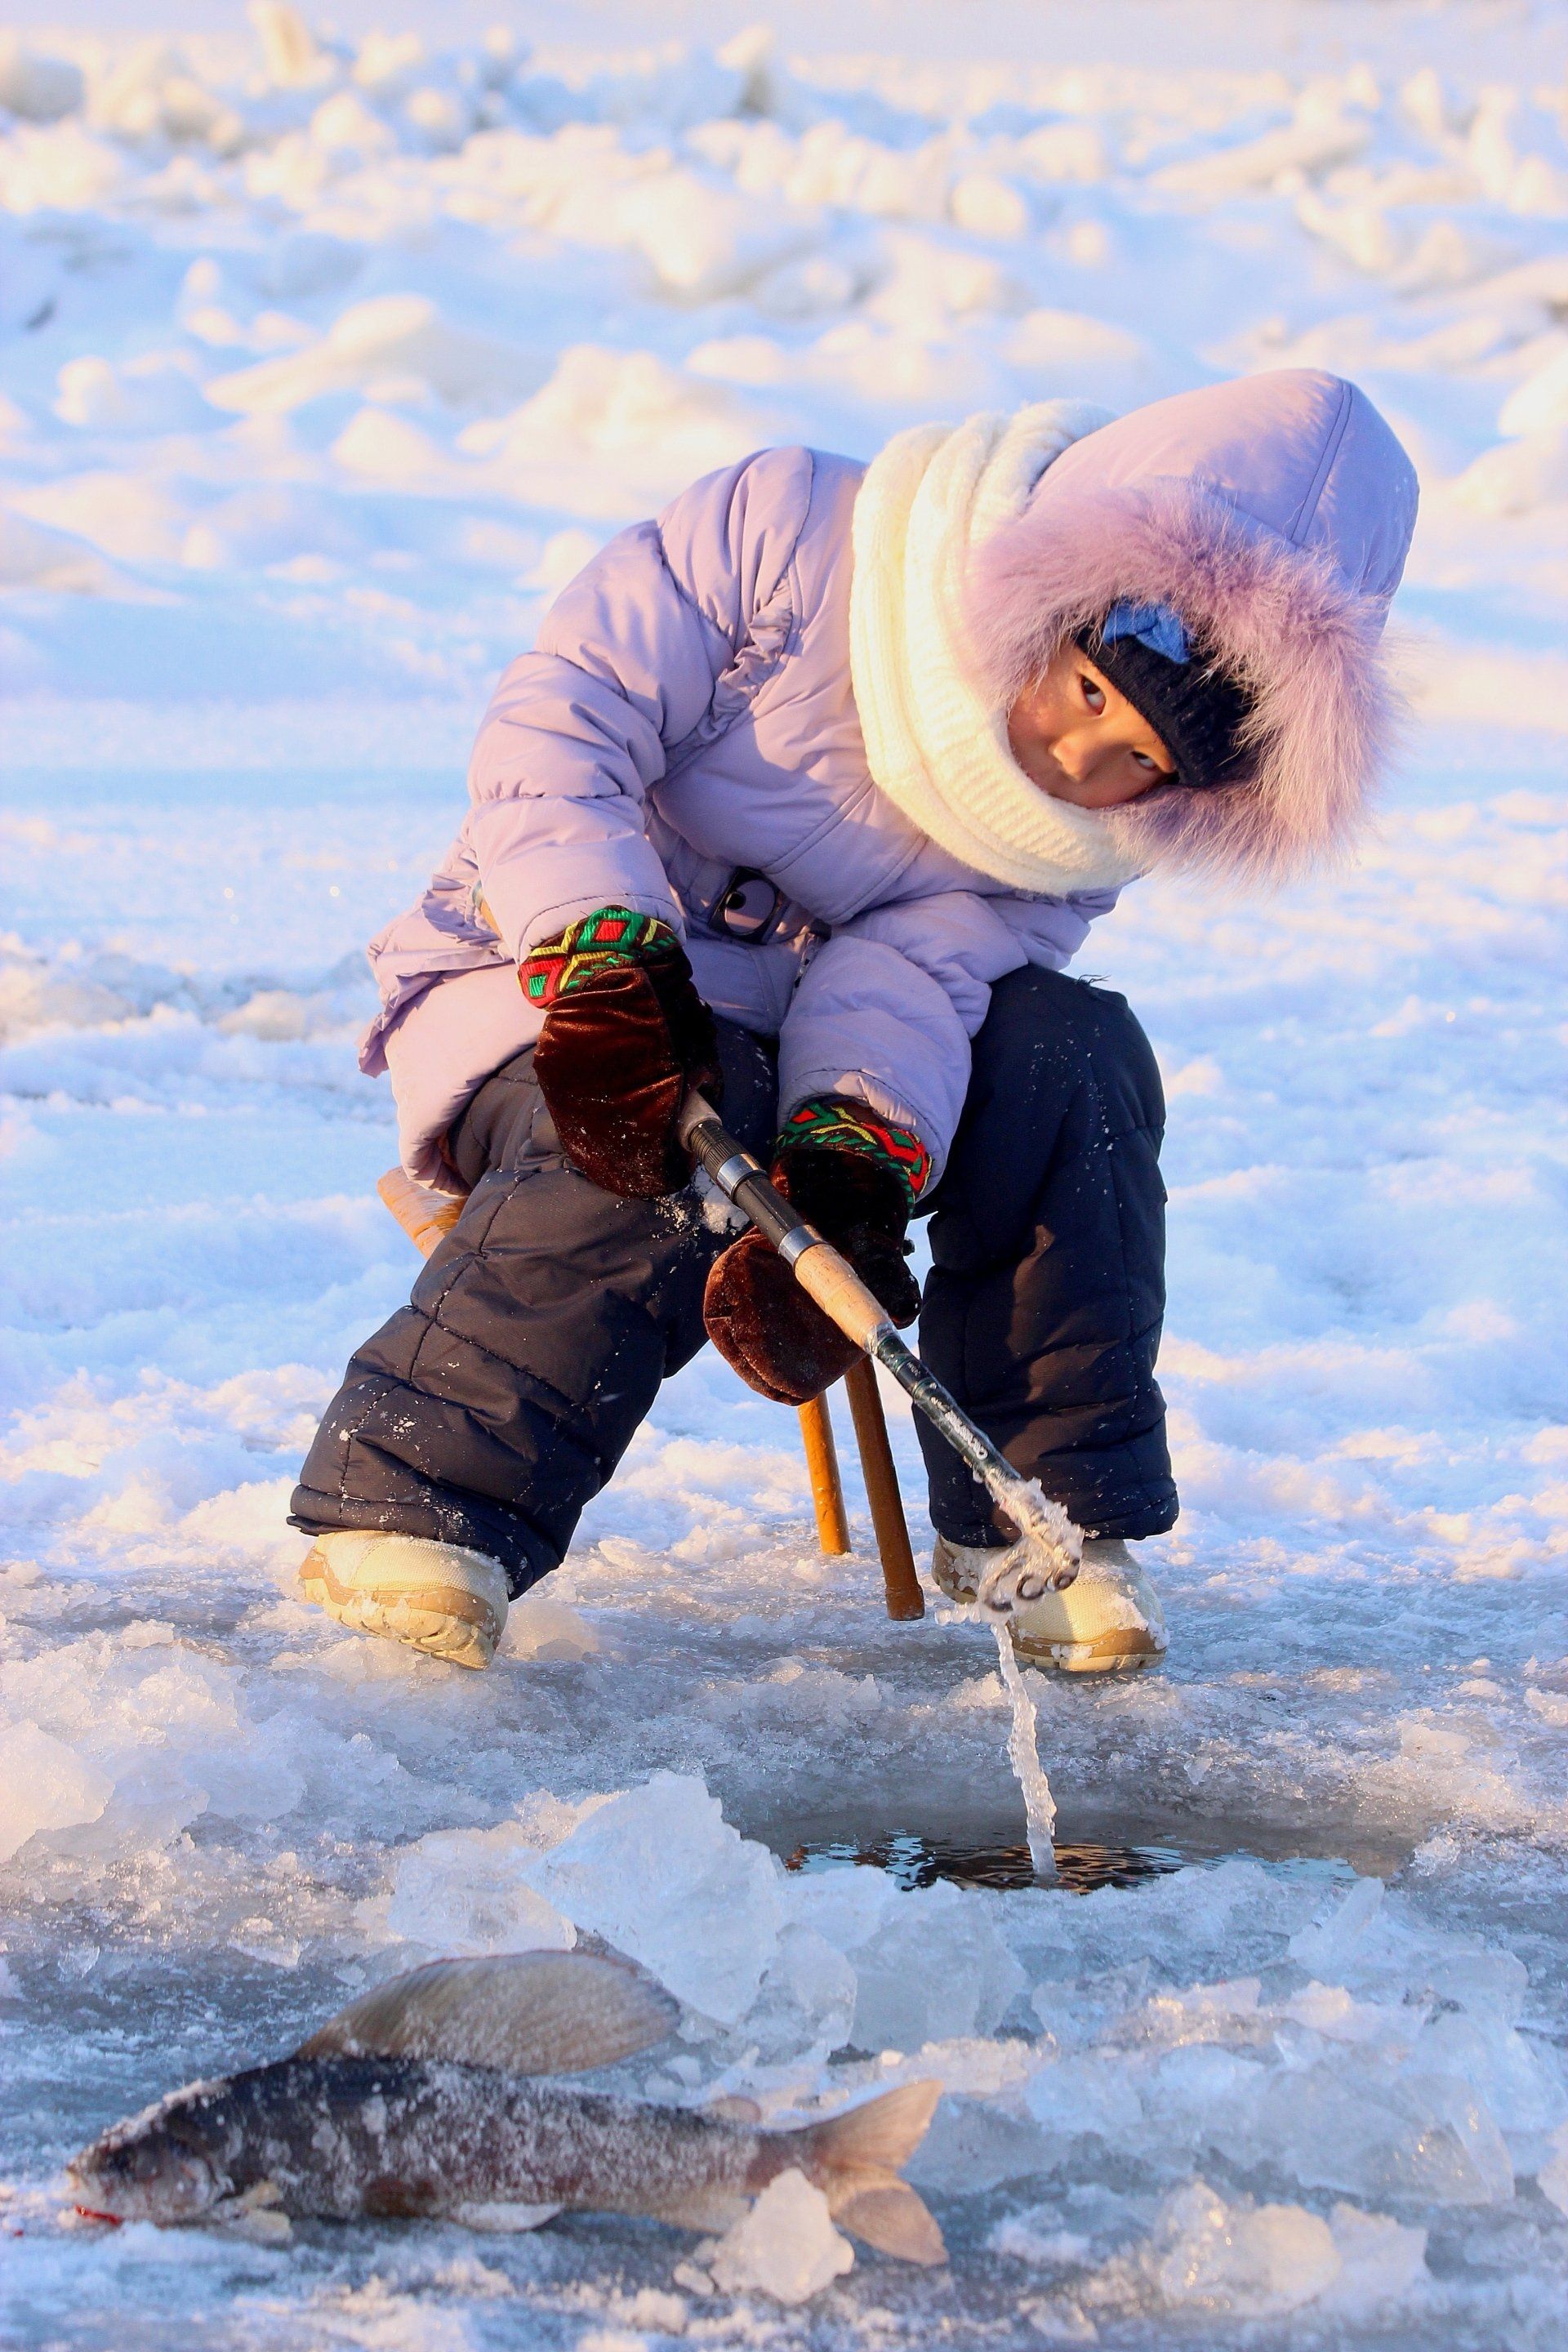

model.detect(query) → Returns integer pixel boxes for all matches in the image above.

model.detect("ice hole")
[764,1804,1414,1898]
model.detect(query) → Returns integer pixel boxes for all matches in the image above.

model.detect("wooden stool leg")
[844,1356,924,1621]
[799,1392,850,1556]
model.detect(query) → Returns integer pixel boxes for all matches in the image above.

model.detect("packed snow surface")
[2,1,1568,2345]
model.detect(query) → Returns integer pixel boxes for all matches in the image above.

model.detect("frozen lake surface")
[2,2,1567,2343]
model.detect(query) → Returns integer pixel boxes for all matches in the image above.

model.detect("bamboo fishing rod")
[678,1092,1080,1610]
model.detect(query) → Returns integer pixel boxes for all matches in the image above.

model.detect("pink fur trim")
[967,476,1405,885]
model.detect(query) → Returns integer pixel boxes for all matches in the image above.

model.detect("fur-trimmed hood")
[968,370,1419,884]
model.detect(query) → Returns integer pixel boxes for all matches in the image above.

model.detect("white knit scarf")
[849,401,1150,896]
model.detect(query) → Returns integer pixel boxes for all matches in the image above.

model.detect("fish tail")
[792,2080,946,2266]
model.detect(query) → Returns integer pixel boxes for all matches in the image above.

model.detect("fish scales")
[85,2056,800,2224]
[69,1950,947,2261]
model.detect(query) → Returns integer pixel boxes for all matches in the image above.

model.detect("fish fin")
[296,1951,677,2074]
[833,2180,947,2267]
[800,2078,942,2175]
[213,2183,292,2243]
[703,2094,764,2124]
[783,2081,945,2265]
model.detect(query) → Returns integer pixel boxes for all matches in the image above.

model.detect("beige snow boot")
[931,1534,1166,1673]
[298,1531,509,1669]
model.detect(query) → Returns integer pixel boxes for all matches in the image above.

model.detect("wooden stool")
[378,1169,924,1623]
[798,1375,923,1620]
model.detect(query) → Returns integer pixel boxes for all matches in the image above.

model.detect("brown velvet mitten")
[526,909,720,1198]
[703,1111,924,1405]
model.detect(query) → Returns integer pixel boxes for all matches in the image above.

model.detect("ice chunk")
[746,1924,858,2058]
[1414,2009,1568,2160]
[1134,2181,1428,2320]
[522,1774,783,2025]
[1538,2120,1568,2217]
[370,1823,577,1958]
[0,1722,112,1863]
[1287,1873,1383,1974]
[1024,2050,1146,2148]
[910,2063,1055,2195]
[786,1870,1025,2051]
[708,2169,853,2304]
[847,1881,1025,2051]
[1290,1877,1529,2022]
[501,1591,603,1664]
[1147,2180,1341,2317]
[1317,2203,1428,2316]
[1250,2058,1514,2205]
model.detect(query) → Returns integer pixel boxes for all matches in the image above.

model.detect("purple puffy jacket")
[363,370,1416,1186]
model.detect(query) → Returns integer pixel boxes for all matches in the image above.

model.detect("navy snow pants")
[291,968,1177,1593]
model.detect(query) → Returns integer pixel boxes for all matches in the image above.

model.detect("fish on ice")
[68,1948,946,2262]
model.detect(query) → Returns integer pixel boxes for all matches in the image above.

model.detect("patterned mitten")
[525,908,720,1198]
[703,1098,926,1404]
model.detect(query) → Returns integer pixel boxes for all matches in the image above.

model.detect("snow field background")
[2,2,1567,2344]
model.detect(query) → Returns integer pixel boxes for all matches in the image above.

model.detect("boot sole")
[300,1550,502,1670]
[1012,1630,1165,1674]
[930,1560,978,1605]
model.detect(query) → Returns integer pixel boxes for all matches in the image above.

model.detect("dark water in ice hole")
[763,1808,1412,1897]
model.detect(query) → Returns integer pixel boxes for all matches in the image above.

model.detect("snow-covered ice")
[2,1,1568,2345]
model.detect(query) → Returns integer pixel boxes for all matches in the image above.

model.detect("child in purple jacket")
[292,372,1418,1671]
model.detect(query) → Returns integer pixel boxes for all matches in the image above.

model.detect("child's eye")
[1131,750,1159,773]
[1079,674,1106,715]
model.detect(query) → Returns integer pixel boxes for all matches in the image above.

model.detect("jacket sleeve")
[776,887,1119,1185]
[466,448,814,958]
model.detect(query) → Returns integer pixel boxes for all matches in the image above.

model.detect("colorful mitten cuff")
[776,1096,932,1212]
[520,906,683,1008]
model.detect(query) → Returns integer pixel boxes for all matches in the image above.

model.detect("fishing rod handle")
[677,1090,895,1353]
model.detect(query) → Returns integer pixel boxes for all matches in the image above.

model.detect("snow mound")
[0,1625,304,1866]
[0,509,125,596]
[0,36,83,124]
[55,355,215,437]
[463,345,767,517]
[207,295,543,418]
[1499,342,1568,437]
[1454,425,1568,513]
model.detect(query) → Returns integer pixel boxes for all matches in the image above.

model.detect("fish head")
[69,2100,227,2225]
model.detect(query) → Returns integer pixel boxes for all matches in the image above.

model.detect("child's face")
[1008,645,1174,809]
